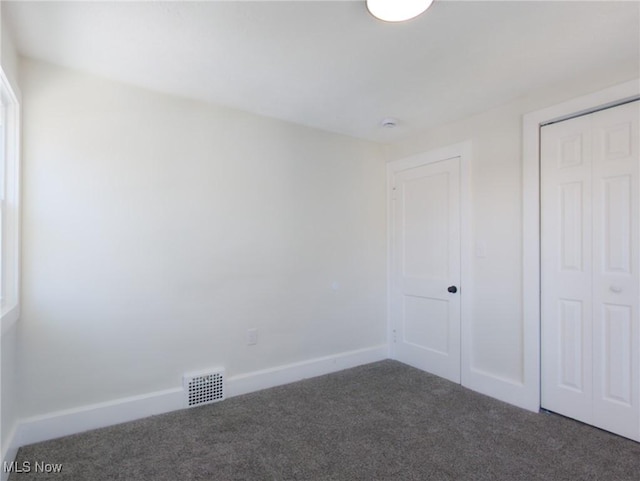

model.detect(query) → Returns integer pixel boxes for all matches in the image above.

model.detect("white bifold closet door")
[541,100,639,441]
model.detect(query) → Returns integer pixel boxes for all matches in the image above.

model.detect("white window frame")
[1,67,21,333]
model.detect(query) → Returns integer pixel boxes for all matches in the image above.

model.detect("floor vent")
[183,368,225,408]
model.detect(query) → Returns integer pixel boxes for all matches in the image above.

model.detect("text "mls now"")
[3,461,64,474]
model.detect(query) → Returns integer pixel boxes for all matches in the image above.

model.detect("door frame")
[522,79,640,411]
[387,141,472,385]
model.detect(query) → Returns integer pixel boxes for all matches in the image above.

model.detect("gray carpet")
[9,360,640,480]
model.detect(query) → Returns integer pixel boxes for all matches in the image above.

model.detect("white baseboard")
[226,345,388,398]
[14,387,185,450]
[462,366,539,413]
[388,354,539,413]
[8,345,388,456]
[1,424,19,481]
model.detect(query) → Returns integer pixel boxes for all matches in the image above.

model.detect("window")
[1,67,20,332]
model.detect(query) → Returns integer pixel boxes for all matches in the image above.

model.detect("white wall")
[385,63,640,407]
[11,32,639,442]
[17,58,387,419]
[1,4,22,464]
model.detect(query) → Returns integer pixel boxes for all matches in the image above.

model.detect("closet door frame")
[522,79,640,414]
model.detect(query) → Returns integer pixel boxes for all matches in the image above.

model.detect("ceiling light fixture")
[366,0,435,23]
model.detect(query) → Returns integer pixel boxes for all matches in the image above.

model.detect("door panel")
[402,172,450,280]
[558,299,584,391]
[591,101,639,440]
[403,295,449,353]
[391,157,461,383]
[541,114,593,424]
[601,304,632,404]
[559,181,584,271]
[541,100,639,441]
[602,175,631,273]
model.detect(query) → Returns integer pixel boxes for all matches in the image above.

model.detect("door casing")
[523,79,640,414]
[539,102,639,440]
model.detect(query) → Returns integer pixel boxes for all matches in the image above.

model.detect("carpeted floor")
[9,360,640,480]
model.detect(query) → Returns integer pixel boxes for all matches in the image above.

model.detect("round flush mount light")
[367,0,435,22]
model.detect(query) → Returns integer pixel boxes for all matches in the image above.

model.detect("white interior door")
[541,100,639,441]
[390,156,461,383]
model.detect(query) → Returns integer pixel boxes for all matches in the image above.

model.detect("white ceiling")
[3,1,639,142]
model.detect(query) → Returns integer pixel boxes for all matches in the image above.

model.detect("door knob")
[610,285,623,293]
[448,286,458,294]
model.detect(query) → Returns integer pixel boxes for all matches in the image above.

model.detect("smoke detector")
[380,118,398,128]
